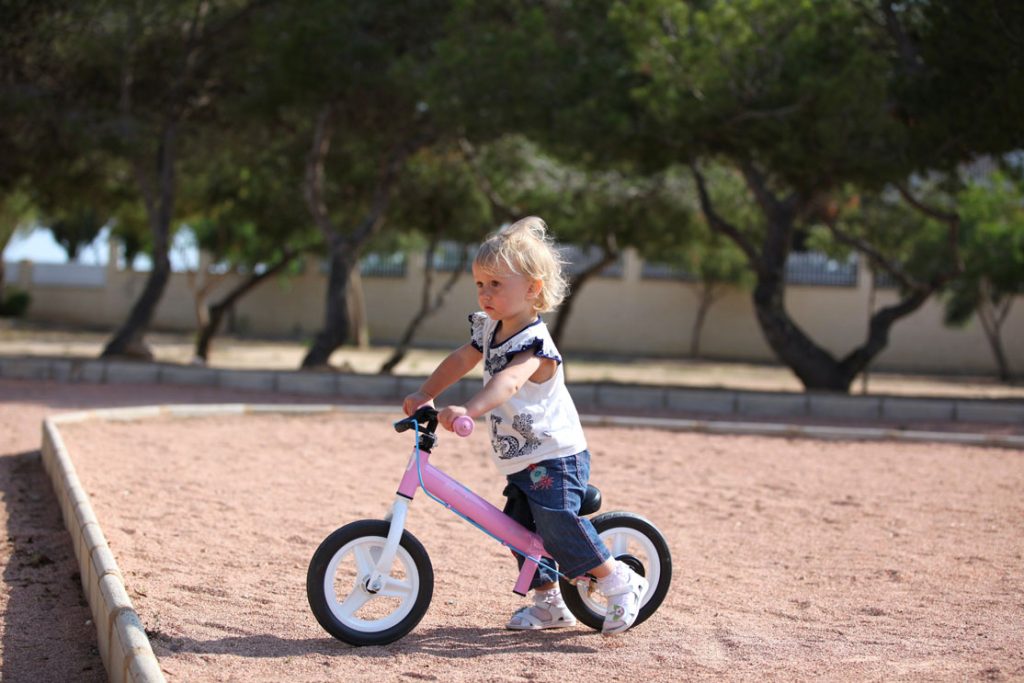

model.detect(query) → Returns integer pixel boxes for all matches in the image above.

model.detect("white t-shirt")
[469,312,588,475]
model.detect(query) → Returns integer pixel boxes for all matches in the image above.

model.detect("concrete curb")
[42,417,166,683]
[5,354,1024,428]
[39,401,1023,682]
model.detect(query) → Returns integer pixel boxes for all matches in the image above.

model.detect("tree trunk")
[299,103,423,369]
[303,245,356,368]
[550,236,619,347]
[194,249,302,362]
[380,239,468,374]
[348,266,370,349]
[688,282,718,358]
[102,122,177,359]
[694,162,948,393]
[976,280,1014,382]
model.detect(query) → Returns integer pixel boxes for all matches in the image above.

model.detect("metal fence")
[641,251,859,287]
[357,247,860,287]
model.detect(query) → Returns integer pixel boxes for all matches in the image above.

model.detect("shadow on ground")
[0,449,105,682]
[149,625,597,662]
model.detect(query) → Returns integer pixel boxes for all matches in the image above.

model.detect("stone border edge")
[39,402,1024,682]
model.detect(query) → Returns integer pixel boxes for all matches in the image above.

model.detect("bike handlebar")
[452,415,474,437]
[394,406,474,438]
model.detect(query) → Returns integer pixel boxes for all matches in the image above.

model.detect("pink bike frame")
[396,444,553,596]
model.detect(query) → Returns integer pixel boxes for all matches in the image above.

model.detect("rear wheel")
[560,511,672,631]
[306,519,433,646]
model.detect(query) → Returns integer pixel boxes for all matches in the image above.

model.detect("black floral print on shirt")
[490,413,542,460]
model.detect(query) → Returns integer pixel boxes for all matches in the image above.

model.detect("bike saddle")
[579,485,602,516]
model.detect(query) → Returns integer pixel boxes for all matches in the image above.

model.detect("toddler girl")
[402,216,648,635]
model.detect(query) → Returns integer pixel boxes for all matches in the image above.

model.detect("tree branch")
[821,213,925,294]
[457,137,521,223]
[303,103,339,244]
[895,182,965,280]
[689,164,760,268]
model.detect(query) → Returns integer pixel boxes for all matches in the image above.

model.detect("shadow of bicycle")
[149,624,599,661]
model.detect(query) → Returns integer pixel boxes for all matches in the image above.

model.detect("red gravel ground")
[3,378,1024,682]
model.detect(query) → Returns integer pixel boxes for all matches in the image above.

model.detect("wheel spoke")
[608,531,630,557]
[353,545,378,576]
[377,577,414,599]
[334,586,372,620]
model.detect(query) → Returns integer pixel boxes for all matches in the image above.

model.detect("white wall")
[6,250,1022,375]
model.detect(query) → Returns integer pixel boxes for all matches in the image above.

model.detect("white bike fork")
[365,497,411,592]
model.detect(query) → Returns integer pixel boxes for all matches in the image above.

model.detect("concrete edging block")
[337,373,401,400]
[104,362,160,385]
[218,370,277,392]
[737,393,808,417]
[114,611,154,683]
[76,361,108,384]
[159,365,220,387]
[596,384,667,411]
[807,394,882,420]
[49,359,75,381]
[246,403,334,414]
[277,372,338,396]
[955,400,1024,425]
[166,404,246,418]
[1,356,53,379]
[41,414,166,683]
[666,388,736,415]
[881,397,955,422]
[567,384,598,410]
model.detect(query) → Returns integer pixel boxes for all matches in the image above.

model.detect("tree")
[247,1,448,369]
[942,171,1024,381]
[178,121,320,363]
[639,166,754,358]
[436,0,1022,391]
[23,1,273,359]
[378,144,492,374]
[461,136,698,347]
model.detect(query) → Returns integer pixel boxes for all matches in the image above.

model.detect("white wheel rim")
[576,525,660,614]
[323,535,421,633]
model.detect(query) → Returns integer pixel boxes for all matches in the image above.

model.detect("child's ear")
[528,279,543,299]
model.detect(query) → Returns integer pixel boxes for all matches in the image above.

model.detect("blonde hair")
[475,216,569,313]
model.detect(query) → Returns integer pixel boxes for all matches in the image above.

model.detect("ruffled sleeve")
[469,312,488,352]
[485,320,562,375]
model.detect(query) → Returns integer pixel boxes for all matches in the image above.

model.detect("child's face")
[472,262,541,325]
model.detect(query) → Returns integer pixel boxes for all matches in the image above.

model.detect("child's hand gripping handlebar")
[394,407,474,438]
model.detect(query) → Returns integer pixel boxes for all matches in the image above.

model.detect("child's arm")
[437,352,554,430]
[402,342,482,415]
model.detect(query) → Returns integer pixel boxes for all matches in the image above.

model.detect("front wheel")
[560,511,672,632]
[307,519,433,646]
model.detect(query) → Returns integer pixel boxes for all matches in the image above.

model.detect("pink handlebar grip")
[452,416,474,437]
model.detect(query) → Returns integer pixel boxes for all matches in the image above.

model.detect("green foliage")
[389,145,493,246]
[0,288,31,318]
[892,1,1024,170]
[944,171,1024,326]
[611,0,904,191]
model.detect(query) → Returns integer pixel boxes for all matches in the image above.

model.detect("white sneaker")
[506,588,577,630]
[599,562,649,635]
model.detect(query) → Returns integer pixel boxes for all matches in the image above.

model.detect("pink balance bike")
[306,406,672,646]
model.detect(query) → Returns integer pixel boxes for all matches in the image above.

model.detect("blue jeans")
[502,451,611,589]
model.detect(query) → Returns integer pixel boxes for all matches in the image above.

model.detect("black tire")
[306,519,433,646]
[559,511,672,632]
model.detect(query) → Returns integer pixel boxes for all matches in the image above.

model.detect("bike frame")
[369,440,555,597]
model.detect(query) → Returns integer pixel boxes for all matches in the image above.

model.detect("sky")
[4,225,199,271]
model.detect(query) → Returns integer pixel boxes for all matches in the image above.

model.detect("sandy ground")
[3,379,1022,681]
